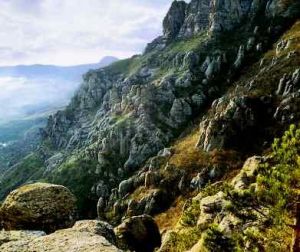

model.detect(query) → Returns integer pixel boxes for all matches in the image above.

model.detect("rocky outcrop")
[115,215,161,252]
[163,1,187,40]
[159,0,298,41]
[0,183,77,233]
[231,156,263,190]
[0,222,121,252]
[266,0,300,18]
[196,96,273,152]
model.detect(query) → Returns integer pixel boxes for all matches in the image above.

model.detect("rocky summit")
[0,0,300,251]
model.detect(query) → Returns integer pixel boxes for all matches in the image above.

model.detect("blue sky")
[0,0,174,66]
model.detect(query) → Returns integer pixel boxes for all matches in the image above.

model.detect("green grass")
[47,154,100,218]
[165,32,208,55]
[0,153,45,200]
[0,118,46,142]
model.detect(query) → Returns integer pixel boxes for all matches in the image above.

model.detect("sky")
[0,0,174,66]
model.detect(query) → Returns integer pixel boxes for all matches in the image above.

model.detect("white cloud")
[0,0,172,66]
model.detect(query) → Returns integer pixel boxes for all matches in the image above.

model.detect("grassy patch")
[48,154,99,217]
[0,153,45,200]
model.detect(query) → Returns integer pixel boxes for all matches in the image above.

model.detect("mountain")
[0,56,118,174]
[0,0,300,251]
[0,56,118,81]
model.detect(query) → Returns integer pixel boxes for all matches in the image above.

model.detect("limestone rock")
[0,183,77,233]
[115,214,161,252]
[72,220,116,245]
[163,0,187,39]
[197,96,273,152]
[232,156,263,190]
[234,45,245,69]
[170,98,192,127]
[0,230,45,246]
[118,178,134,198]
[197,191,229,228]
[0,229,121,252]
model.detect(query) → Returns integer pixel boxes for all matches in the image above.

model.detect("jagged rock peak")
[163,1,187,39]
[163,0,259,39]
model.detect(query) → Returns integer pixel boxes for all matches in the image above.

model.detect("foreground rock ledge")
[0,183,77,233]
[0,222,122,252]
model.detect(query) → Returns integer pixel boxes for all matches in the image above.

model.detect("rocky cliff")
[0,0,300,251]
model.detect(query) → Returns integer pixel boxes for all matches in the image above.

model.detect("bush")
[202,224,237,252]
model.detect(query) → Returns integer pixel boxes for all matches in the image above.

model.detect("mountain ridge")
[0,0,300,251]
[0,56,119,81]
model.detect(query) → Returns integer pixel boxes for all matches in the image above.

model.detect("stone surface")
[72,220,116,245]
[0,228,121,252]
[232,156,263,190]
[0,230,46,246]
[0,183,77,233]
[115,214,161,252]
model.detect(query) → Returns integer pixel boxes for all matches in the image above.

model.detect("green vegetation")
[257,124,300,225]
[0,153,45,199]
[164,32,207,56]
[223,124,300,251]
[0,118,46,143]
[48,154,99,217]
[180,199,201,227]
[202,224,236,252]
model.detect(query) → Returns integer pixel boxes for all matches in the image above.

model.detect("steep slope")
[150,18,300,252]
[0,0,299,228]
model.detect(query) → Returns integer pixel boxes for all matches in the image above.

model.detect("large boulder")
[0,183,77,233]
[115,214,161,252]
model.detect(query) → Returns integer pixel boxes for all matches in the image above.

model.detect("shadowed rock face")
[115,215,161,252]
[0,183,77,233]
[163,1,187,40]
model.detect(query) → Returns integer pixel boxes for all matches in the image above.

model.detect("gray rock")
[163,0,187,39]
[118,178,134,198]
[72,220,116,245]
[234,45,245,69]
[170,99,192,127]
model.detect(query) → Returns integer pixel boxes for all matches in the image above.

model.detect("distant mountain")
[0,56,118,81]
[0,56,119,124]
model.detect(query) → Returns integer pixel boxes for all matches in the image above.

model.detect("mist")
[0,76,79,123]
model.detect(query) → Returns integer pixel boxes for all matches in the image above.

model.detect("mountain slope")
[0,1,299,251]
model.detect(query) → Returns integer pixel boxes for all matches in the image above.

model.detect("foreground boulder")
[0,225,121,252]
[115,214,161,252]
[0,183,77,233]
[0,230,46,246]
[72,220,116,245]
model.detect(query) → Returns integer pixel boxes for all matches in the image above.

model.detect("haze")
[0,0,173,123]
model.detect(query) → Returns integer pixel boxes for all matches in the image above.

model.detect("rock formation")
[0,183,77,233]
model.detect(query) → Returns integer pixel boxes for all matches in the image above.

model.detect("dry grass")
[169,128,209,173]
[129,186,158,201]
[155,195,189,232]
